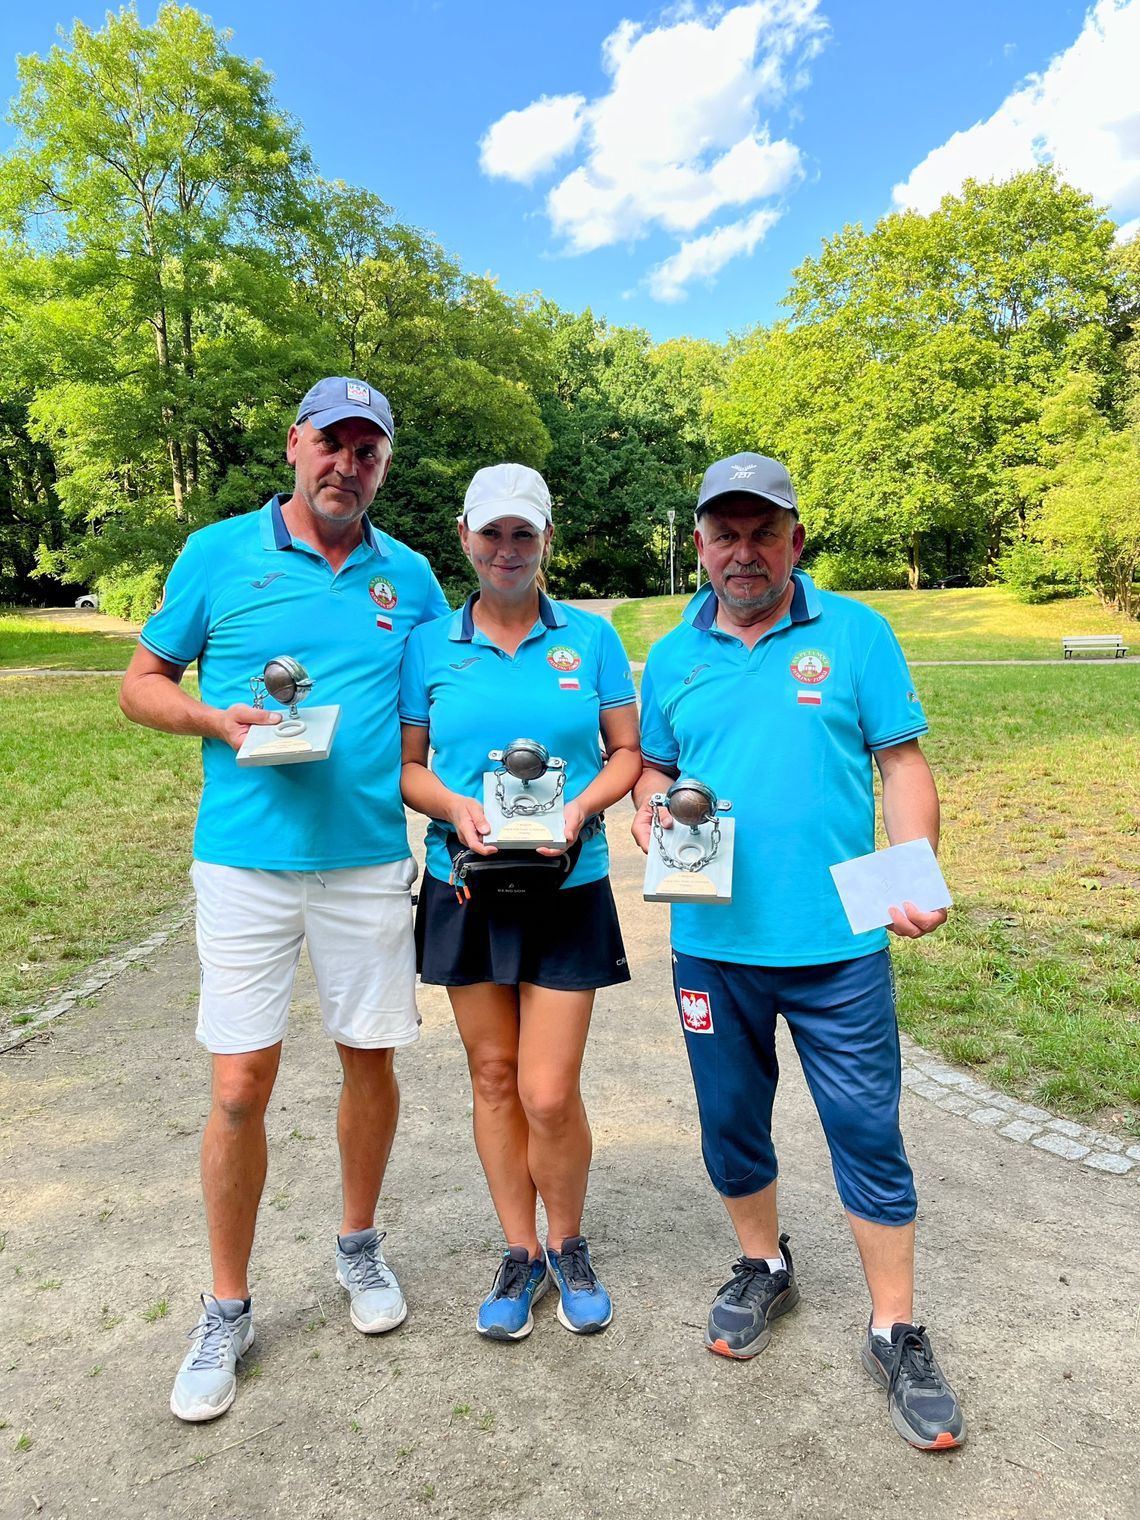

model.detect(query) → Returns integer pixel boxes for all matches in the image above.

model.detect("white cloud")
[480,1,827,298]
[647,207,784,301]
[1116,215,1140,243]
[479,94,588,185]
[893,0,1140,220]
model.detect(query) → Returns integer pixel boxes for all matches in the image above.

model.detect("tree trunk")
[181,305,199,495]
[153,307,186,520]
[907,532,921,591]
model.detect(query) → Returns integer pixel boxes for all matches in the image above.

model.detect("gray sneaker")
[170,1294,254,1423]
[861,1320,966,1450]
[335,1227,407,1334]
[705,1233,799,1358]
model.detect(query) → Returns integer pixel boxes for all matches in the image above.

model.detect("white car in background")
[74,592,99,610]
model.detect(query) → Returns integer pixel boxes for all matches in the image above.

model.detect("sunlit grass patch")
[0,676,201,1014]
[892,665,1140,1129]
[612,586,1132,665]
[0,608,139,670]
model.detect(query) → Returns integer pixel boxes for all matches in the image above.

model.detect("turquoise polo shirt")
[399,594,636,889]
[640,571,928,966]
[140,496,448,870]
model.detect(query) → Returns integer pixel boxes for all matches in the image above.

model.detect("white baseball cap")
[463,463,553,533]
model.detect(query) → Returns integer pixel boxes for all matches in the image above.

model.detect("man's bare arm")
[874,738,946,939]
[119,644,280,754]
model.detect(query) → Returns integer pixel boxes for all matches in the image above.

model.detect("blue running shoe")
[476,1248,549,1340]
[545,1235,612,1334]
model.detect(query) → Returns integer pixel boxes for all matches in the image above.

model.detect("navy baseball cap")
[696,452,797,516]
[295,377,395,446]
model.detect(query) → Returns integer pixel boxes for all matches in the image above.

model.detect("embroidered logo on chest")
[369,576,397,611]
[789,649,831,684]
[547,645,581,673]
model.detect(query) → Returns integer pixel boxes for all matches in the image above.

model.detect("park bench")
[1061,634,1128,659]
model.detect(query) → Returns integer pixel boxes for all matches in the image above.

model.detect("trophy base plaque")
[237,705,341,767]
[643,817,735,903]
[482,775,567,849]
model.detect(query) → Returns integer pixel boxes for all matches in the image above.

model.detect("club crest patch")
[790,649,831,684]
[346,380,371,404]
[547,646,581,673]
[369,576,397,611]
[679,988,714,1034]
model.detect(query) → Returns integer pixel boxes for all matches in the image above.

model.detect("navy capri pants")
[671,947,916,1226]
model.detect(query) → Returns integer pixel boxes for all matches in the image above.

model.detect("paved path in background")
[2,818,1137,1520]
[0,667,126,678]
[564,598,624,621]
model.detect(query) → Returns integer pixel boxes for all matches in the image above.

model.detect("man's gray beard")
[716,569,790,615]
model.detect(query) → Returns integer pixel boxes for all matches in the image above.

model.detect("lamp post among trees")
[667,508,676,596]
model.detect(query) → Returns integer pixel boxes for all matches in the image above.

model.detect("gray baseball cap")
[295,376,395,445]
[696,452,798,516]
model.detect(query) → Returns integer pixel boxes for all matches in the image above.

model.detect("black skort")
[415,871,631,990]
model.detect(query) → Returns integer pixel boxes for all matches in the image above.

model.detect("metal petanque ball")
[262,656,312,709]
[260,656,313,735]
[667,778,719,828]
[502,738,550,783]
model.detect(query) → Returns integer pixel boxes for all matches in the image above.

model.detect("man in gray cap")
[121,378,448,1423]
[632,452,964,1451]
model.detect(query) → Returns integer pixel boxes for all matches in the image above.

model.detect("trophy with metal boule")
[643,778,734,903]
[483,738,567,847]
[236,656,341,767]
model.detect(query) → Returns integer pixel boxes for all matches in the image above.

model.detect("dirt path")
[1,820,1137,1520]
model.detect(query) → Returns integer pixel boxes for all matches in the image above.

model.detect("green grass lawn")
[0,676,201,1016]
[892,664,1140,1129]
[0,608,138,670]
[613,586,1133,665]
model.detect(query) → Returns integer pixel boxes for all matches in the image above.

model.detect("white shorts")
[192,859,420,1055]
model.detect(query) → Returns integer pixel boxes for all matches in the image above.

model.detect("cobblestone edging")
[900,1034,1139,1177]
[0,897,194,1054]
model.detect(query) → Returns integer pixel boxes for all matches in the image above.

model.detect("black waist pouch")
[445,831,586,902]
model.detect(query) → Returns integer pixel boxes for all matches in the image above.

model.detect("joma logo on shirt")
[683,663,710,685]
[449,657,482,670]
[250,572,285,590]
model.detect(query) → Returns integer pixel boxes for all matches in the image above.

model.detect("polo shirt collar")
[258,494,387,558]
[684,569,820,634]
[448,590,566,644]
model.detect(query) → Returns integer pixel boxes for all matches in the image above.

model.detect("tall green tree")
[538,309,722,596]
[713,169,1123,588]
[0,3,311,594]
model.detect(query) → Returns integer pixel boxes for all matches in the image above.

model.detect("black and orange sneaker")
[861,1321,966,1450]
[704,1233,799,1358]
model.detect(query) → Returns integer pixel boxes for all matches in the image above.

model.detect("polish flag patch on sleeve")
[558,676,580,690]
[797,691,822,705]
[376,613,393,631]
[679,988,714,1033]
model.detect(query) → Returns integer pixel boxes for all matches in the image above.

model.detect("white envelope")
[829,838,952,935]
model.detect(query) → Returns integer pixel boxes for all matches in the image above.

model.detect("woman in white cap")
[399,463,640,1340]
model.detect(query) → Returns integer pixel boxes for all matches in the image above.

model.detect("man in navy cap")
[632,452,964,1452]
[121,378,448,1423]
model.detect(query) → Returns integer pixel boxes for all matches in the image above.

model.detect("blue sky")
[2,2,1138,343]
